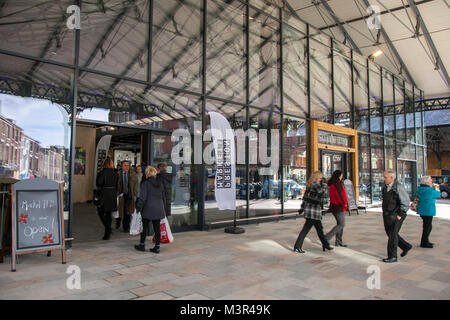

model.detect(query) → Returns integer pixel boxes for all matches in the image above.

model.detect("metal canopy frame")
[0,0,428,237]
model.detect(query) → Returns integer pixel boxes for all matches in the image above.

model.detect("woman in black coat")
[96,158,119,240]
[157,162,172,217]
[135,166,166,253]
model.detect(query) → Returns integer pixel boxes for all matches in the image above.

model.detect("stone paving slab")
[1,209,449,300]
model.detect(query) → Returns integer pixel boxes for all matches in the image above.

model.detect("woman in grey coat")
[134,166,166,253]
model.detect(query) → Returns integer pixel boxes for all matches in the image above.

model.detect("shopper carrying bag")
[130,210,143,236]
[134,166,166,254]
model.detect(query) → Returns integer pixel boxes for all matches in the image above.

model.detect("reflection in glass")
[354,61,368,131]
[152,0,203,91]
[283,117,307,212]
[371,135,384,204]
[249,8,280,110]
[283,25,307,117]
[358,134,371,205]
[333,51,352,127]
[310,39,331,122]
[383,70,395,137]
[206,0,246,102]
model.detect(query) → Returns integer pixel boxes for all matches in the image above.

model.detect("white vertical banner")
[93,135,112,190]
[209,112,236,211]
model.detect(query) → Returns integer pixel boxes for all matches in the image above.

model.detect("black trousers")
[383,216,411,258]
[98,208,112,236]
[140,218,161,246]
[294,218,329,249]
[420,215,433,246]
[121,195,132,231]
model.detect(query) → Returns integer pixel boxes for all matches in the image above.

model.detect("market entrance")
[72,121,152,242]
[310,120,358,202]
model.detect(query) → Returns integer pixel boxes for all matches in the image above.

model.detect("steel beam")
[319,0,362,55]
[361,0,417,88]
[79,0,136,78]
[407,0,450,88]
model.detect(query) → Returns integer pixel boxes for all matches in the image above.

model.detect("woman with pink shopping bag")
[134,166,166,253]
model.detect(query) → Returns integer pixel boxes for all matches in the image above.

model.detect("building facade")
[0,0,427,240]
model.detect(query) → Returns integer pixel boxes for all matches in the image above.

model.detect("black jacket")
[382,180,410,224]
[136,177,166,221]
[157,172,172,216]
[96,168,119,212]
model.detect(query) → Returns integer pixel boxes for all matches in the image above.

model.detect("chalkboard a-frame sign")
[11,178,66,271]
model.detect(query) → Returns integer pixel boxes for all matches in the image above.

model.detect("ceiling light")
[371,50,383,58]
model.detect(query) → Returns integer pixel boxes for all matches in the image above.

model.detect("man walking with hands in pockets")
[381,170,412,263]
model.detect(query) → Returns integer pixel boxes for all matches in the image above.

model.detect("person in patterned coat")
[293,171,333,254]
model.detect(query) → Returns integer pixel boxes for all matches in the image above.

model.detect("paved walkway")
[1,207,449,300]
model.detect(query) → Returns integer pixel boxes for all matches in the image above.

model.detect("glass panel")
[206,0,245,102]
[204,102,246,223]
[77,73,202,128]
[414,87,422,145]
[405,83,415,142]
[354,60,369,131]
[80,1,147,80]
[282,6,307,33]
[358,134,371,205]
[283,116,307,212]
[310,39,331,122]
[283,25,307,117]
[397,142,415,160]
[417,146,424,181]
[0,56,73,219]
[0,1,74,64]
[248,108,281,217]
[150,134,198,228]
[251,0,280,17]
[394,77,405,141]
[152,0,202,91]
[383,70,395,137]
[249,8,280,111]
[369,63,382,134]
[385,138,396,173]
[371,135,384,205]
[334,50,352,127]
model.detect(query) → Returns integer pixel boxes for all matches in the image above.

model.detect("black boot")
[134,244,146,252]
[115,218,121,229]
[149,245,160,254]
[322,243,334,251]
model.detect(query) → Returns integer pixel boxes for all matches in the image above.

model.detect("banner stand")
[224,210,245,234]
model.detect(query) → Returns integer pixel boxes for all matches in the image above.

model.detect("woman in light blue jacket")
[414,175,441,248]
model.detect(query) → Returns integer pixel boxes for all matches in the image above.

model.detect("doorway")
[319,150,350,180]
[397,160,417,198]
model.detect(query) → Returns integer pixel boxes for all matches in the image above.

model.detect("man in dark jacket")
[381,170,412,263]
[117,160,139,232]
[157,163,172,217]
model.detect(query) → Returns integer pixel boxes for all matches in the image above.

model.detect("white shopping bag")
[112,195,121,219]
[130,210,143,236]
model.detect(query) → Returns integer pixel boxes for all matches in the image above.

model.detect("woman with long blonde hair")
[294,171,332,253]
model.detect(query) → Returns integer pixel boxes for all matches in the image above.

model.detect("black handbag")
[93,190,103,208]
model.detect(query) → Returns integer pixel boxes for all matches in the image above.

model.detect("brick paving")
[0,209,449,300]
